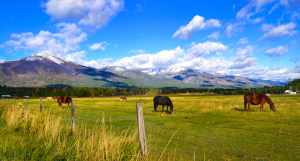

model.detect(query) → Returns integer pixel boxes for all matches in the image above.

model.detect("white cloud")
[229,46,257,69]
[187,41,228,58]
[259,22,298,40]
[236,0,275,23]
[265,45,289,56]
[0,57,6,63]
[113,47,184,70]
[207,32,221,40]
[233,4,236,9]
[225,22,244,38]
[89,41,108,51]
[172,15,221,40]
[237,37,249,45]
[66,51,113,68]
[270,0,300,14]
[291,11,300,21]
[291,56,300,63]
[129,49,145,54]
[43,0,124,29]
[4,23,87,59]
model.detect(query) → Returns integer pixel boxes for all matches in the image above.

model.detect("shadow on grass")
[233,108,254,112]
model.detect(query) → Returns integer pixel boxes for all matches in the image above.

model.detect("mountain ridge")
[0,53,285,88]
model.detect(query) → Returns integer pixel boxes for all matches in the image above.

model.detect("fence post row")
[136,102,148,157]
[25,99,27,113]
[71,100,75,133]
[39,98,43,112]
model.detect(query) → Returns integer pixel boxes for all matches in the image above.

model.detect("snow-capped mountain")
[25,53,65,65]
[101,66,125,72]
[0,53,286,88]
[142,66,285,87]
[144,66,193,75]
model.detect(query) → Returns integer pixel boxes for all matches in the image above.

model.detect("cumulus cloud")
[187,41,228,58]
[236,0,275,23]
[4,23,87,59]
[229,46,257,69]
[265,45,289,56]
[259,22,298,41]
[172,15,221,40]
[207,32,221,40]
[89,41,108,51]
[225,22,244,38]
[66,51,113,68]
[43,0,124,29]
[237,37,249,45]
[113,47,184,70]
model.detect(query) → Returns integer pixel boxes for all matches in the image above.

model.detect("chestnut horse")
[244,94,275,112]
[57,96,72,108]
[89,96,94,99]
[120,95,127,102]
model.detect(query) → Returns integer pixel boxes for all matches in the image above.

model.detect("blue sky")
[0,0,300,82]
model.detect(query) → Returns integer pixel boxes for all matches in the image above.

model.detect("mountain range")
[0,53,285,88]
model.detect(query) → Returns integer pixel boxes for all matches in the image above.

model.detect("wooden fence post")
[2,98,3,103]
[136,102,147,157]
[25,99,27,113]
[7,98,8,104]
[39,98,43,112]
[14,99,16,107]
[71,100,75,133]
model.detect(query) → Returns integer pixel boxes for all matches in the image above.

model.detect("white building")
[285,90,296,95]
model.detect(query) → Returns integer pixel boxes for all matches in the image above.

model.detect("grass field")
[1,94,300,160]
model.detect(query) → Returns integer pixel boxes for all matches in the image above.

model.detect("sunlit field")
[1,94,300,160]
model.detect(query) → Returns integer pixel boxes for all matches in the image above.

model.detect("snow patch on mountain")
[26,53,64,65]
[101,66,125,72]
[144,66,188,75]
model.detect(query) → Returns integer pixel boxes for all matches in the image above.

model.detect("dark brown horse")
[244,94,275,112]
[57,97,72,108]
[120,95,127,102]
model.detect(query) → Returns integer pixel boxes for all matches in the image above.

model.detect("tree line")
[0,79,299,97]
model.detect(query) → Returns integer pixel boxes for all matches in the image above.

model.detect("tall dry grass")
[0,103,144,160]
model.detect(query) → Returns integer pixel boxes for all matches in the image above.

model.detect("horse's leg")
[244,100,247,111]
[167,105,169,113]
[247,101,251,111]
[260,102,265,112]
[162,105,164,113]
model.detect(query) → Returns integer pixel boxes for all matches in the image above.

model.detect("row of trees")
[0,79,298,97]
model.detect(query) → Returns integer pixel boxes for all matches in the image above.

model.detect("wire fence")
[3,98,300,160]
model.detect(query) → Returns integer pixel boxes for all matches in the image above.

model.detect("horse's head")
[170,104,173,114]
[270,102,276,112]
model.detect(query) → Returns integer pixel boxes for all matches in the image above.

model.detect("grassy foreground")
[1,94,300,160]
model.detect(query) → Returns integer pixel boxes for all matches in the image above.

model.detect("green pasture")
[1,94,300,160]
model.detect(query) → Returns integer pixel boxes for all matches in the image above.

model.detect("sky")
[0,0,300,82]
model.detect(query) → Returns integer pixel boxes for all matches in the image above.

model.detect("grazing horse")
[153,96,173,114]
[244,93,275,112]
[89,96,94,99]
[57,96,72,108]
[120,95,127,102]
